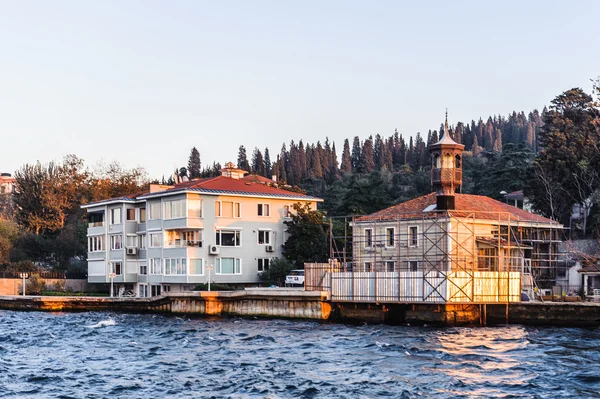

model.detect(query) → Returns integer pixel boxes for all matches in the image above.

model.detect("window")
[188,199,202,218]
[148,202,161,220]
[149,258,162,274]
[139,234,146,249]
[149,233,162,248]
[283,205,292,217]
[126,209,136,221]
[386,227,395,247]
[164,258,187,275]
[189,258,204,275]
[138,284,148,297]
[477,248,498,271]
[184,230,203,247]
[139,208,146,223]
[215,230,241,247]
[126,235,137,248]
[140,263,147,275]
[216,258,241,275]
[364,229,373,248]
[110,208,121,225]
[164,200,185,219]
[88,211,104,227]
[110,235,122,250]
[408,260,419,272]
[111,262,122,275]
[385,261,395,272]
[88,236,104,252]
[257,258,270,272]
[257,203,270,216]
[257,230,271,245]
[364,262,372,272]
[215,201,241,218]
[409,226,418,247]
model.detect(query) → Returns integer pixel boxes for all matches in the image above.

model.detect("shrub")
[26,273,46,295]
[259,258,294,286]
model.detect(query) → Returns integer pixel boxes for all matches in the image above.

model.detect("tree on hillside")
[237,145,250,171]
[282,203,328,268]
[340,139,352,174]
[527,88,600,226]
[188,147,201,179]
[264,147,272,177]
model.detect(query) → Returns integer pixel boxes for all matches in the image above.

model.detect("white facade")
[83,179,321,297]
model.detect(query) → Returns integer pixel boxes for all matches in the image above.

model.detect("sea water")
[0,311,599,398]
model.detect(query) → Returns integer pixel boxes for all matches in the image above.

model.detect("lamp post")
[206,264,213,291]
[19,273,29,296]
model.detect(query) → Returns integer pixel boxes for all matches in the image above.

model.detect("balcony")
[431,168,462,184]
[165,240,203,249]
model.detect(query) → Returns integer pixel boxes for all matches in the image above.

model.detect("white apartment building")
[82,164,322,297]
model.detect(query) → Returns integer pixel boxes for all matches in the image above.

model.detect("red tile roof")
[356,192,560,225]
[142,176,320,200]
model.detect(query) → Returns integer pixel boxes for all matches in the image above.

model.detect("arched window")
[433,154,441,168]
[455,155,461,168]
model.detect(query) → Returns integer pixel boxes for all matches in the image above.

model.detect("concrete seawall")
[1,291,599,327]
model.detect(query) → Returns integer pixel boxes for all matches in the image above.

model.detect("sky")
[1,1,599,179]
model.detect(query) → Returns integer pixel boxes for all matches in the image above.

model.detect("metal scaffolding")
[306,211,566,304]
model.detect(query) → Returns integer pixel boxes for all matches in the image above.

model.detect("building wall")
[85,191,318,293]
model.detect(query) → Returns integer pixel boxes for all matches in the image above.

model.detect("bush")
[25,273,46,295]
[259,258,294,286]
[52,279,66,292]
[194,283,240,291]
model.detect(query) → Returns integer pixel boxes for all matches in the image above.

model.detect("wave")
[87,319,116,328]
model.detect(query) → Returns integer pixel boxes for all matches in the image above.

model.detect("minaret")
[429,110,464,210]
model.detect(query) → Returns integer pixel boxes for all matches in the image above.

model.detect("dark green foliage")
[237,145,250,171]
[187,147,201,178]
[282,203,328,268]
[258,258,294,286]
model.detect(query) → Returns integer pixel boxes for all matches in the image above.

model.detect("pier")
[1,289,599,327]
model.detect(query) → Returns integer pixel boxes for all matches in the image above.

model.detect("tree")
[187,147,201,179]
[237,145,250,171]
[340,139,352,174]
[258,258,294,286]
[350,136,361,172]
[527,88,600,225]
[251,147,266,176]
[282,203,328,268]
[264,147,272,177]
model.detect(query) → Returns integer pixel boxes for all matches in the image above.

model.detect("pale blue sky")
[1,1,598,178]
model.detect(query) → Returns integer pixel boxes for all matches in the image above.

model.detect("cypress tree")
[340,138,352,174]
[237,145,250,171]
[187,147,201,179]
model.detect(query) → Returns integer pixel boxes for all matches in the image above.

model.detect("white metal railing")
[165,240,203,248]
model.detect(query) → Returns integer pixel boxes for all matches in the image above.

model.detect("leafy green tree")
[282,203,328,268]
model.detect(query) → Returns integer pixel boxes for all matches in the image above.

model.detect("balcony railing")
[431,168,462,184]
[165,240,203,248]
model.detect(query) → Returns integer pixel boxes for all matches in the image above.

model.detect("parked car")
[285,270,305,287]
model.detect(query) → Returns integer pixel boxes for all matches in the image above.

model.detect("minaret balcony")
[431,168,462,184]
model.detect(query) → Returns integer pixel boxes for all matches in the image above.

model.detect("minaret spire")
[445,108,449,136]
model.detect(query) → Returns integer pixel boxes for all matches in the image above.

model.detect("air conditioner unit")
[209,245,220,255]
[266,245,275,252]
[126,247,137,255]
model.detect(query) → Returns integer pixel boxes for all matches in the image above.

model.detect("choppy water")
[0,311,599,398]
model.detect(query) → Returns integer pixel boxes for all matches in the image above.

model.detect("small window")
[149,233,162,248]
[216,230,241,247]
[386,227,395,247]
[258,258,270,272]
[189,258,204,275]
[385,261,395,272]
[110,208,121,225]
[188,199,202,218]
[110,235,122,250]
[126,209,136,221]
[364,229,373,248]
[257,230,271,245]
[139,234,146,249]
[148,202,161,220]
[258,204,270,217]
[216,258,242,275]
[140,263,147,275]
[409,226,418,247]
[139,208,146,222]
[408,260,419,272]
[126,235,137,248]
[456,155,461,168]
[364,262,372,272]
[149,258,162,274]
[111,262,122,275]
